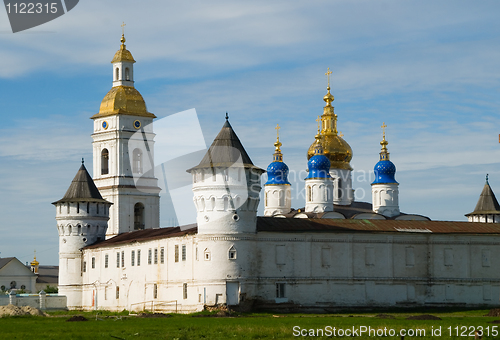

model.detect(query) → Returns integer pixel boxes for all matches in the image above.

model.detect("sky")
[0,0,500,265]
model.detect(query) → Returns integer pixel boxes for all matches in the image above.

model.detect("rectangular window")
[154,248,158,264]
[121,251,125,268]
[160,247,165,264]
[175,245,179,262]
[83,261,86,273]
[91,257,95,269]
[116,287,119,299]
[405,247,415,267]
[182,244,186,261]
[196,247,199,261]
[154,284,158,299]
[276,245,285,265]
[137,250,141,266]
[444,248,453,266]
[482,249,491,267]
[276,283,285,298]
[105,254,109,268]
[365,247,375,266]
[183,283,187,299]
[148,249,152,265]
[104,287,107,300]
[131,250,135,266]
[116,253,120,268]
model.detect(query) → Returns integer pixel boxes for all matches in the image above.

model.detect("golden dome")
[307,86,353,170]
[91,86,156,119]
[111,34,135,63]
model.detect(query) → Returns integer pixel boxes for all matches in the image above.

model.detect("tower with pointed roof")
[307,69,354,206]
[187,116,265,234]
[264,125,291,216]
[53,162,112,309]
[371,124,400,217]
[305,130,334,213]
[91,33,160,237]
[466,175,500,222]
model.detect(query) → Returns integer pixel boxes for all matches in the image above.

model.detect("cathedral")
[55,34,500,312]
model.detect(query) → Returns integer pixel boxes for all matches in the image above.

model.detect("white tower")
[187,116,265,235]
[371,123,400,217]
[465,175,500,222]
[307,69,354,206]
[53,162,112,309]
[264,124,291,216]
[90,33,160,237]
[305,132,334,213]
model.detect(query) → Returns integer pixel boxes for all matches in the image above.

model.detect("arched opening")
[223,196,229,211]
[279,190,285,206]
[134,202,145,230]
[307,186,312,202]
[101,149,109,175]
[115,67,119,81]
[125,67,130,81]
[133,148,143,174]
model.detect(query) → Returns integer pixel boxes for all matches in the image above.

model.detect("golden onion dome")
[307,85,353,170]
[111,34,135,63]
[91,86,156,119]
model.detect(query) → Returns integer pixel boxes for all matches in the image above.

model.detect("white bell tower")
[90,33,160,237]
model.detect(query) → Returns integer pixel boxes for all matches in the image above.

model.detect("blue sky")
[1,0,500,265]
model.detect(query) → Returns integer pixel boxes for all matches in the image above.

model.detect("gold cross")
[275,124,280,139]
[381,122,387,138]
[121,22,126,35]
[339,131,343,137]
[325,67,332,87]
[316,116,321,133]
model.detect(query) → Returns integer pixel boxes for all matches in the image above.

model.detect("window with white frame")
[160,247,165,264]
[182,245,186,261]
[148,249,152,265]
[131,250,135,266]
[104,254,109,268]
[228,246,237,260]
[137,250,141,266]
[154,248,158,264]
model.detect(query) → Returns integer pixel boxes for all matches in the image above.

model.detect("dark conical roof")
[52,164,111,204]
[187,119,264,172]
[466,180,500,216]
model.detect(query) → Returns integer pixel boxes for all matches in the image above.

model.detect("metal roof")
[84,225,197,249]
[0,257,14,270]
[187,119,264,172]
[256,217,500,234]
[52,164,111,204]
[466,181,500,216]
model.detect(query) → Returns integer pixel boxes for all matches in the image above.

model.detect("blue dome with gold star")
[265,125,291,186]
[372,160,397,184]
[265,161,290,185]
[372,126,398,184]
[306,134,331,179]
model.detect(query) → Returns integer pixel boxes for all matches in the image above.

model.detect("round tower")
[371,123,400,217]
[187,116,265,235]
[305,130,334,213]
[53,161,112,309]
[264,124,291,216]
[307,69,354,206]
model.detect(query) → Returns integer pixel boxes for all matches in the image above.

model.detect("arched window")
[10,281,16,289]
[77,203,80,213]
[228,246,237,260]
[87,202,90,213]
[279,190,285,206]
[134,202,145,230]
[133,148,143,174]
[337,179,342,199]
[200,198,205,211]
[125,67,130,81]
[210,197,216,211]
[204,249,211,261]
[223,196,229,211]
[67,203,70,214]
[101,149,109,175]
[307,186,312,202]
[96,204,99,214]
[265,192,268,206]
[115,67,119,81]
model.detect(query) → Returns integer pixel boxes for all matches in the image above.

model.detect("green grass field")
[1,309,500,339]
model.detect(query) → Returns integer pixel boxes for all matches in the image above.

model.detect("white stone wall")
[372,183,400,217]
[73,230,500,311]
[264,184,291,216]
[330,169,354,205]
[305,178,334,213]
